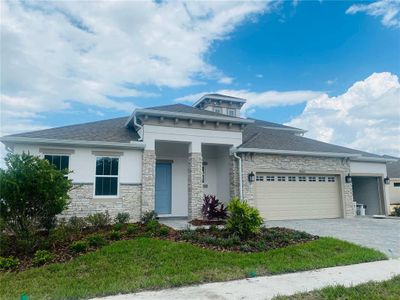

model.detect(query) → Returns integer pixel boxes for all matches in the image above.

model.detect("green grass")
[275,275,400,299]
[0,237,386,300]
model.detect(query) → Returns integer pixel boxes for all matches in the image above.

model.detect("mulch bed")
[2,223,178,272]
[175,227,319,252]
[189,219,226,226]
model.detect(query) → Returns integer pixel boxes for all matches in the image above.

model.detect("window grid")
[308,176,316,182]
[266,176,275,181]
[288,176,296,182]
[228,109,235,116]
[299,176,306,182]
[213,107,222,113]
[318,176,326,182]
[277,176,286,182]
[328,176,335,182]
[256,175,264,182]
[95,157,119,196]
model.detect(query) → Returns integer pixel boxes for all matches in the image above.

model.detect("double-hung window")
[44,155,69,177]
[95,157,119,196]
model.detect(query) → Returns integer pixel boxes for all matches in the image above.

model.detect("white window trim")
[227,109,235,116]
[93,156,120,199]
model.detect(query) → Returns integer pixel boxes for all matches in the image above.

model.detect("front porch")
[142,141,233,219]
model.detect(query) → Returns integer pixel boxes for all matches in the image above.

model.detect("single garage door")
[255,174,342,220]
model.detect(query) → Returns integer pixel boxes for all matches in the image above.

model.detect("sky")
[1,0,400,159]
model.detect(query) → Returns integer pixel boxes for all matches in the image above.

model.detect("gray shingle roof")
[241,125,381,158]
[386,158,400,178]
[248,118,304,131]
[4,117,139,143]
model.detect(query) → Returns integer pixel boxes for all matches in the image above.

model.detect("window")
[44,155,69,177]
[256,175,264,182]
[288,176,296,182]
[202,161,208,184]
[394,182,400,188]
[277,176,286,182]
[213,107,222,113]
[266,176,275,181]
[228,109,235,117]
[328,176,335,182]
[318,176,326,182]
[299,176,306,182]
[308,176,316,182]
[95,157,119,196]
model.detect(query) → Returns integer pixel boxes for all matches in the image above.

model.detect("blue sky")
[1,0,400,156]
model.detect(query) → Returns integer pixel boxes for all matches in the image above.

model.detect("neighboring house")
[0,94,394,221]
[385,156,400,205]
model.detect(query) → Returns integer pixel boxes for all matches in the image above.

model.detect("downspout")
[133,114,143,141]
[233,151,243,200]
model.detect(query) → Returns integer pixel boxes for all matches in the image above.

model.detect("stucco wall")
[241,153,354,218]
[388,178,400,204]
[12,144,143,184]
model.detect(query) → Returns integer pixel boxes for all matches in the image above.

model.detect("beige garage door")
[255,174,342,220]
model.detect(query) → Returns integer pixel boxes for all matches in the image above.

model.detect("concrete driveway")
[265,217,400,258]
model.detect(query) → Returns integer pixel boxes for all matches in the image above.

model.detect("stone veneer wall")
[229,156,240,199]
[188,152,203,219]
[141,150,156,214]
[241,153,354,218]
[61,183,142,221]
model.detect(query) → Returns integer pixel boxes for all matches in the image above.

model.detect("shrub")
[145,219,159,234]
[109,231,121,240]
[391,206,400,217]
[114,213,130,224]
[86,234,107,247]
[159,226,170,236]
[226,198,263,239]
[86,211,111,229]
[0,153,72,237]
[32,250,53,266]
[141,210,157,224]
[113,223,124,231]
[49,224,71,245]
[69,240,88,253]
[202,195,227,220]
[0,256,20,271]
[126,224,138,235]
[67,216,87,232]
[0,234,12,256]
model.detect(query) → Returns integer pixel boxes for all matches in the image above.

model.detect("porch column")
[188,142,203,220]
[141,149,156,215]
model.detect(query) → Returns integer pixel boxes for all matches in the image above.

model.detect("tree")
[0,153,72,237]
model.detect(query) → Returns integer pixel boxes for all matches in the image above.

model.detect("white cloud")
[288,72,400,157]
[218,77,234,84]
[1,0,272,139]
[256,74,264,78]
[346,0,400,28]
[176,89,324,114]
[326,79,336,85]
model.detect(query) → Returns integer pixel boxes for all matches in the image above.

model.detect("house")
[0,94,394,221]
[385,156,400,210]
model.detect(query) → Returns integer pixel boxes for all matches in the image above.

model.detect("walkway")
[92,259,400,300]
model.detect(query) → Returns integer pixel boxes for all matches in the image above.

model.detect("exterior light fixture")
[248,172,255,182]
[345,174,352,183]
[384,176,390,185]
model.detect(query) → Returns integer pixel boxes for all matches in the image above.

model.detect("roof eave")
[0,137,145,150]
[134,108,254,124]
[234,147,394,162]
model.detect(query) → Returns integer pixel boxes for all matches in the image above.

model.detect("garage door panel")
[255,173,341,220]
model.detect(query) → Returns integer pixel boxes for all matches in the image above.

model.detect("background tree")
[0,153,72,238]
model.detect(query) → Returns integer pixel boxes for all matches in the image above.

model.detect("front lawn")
[0,237,386,300]
[275,275,400,299]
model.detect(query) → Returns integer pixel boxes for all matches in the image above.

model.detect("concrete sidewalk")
[92,259,400,300]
